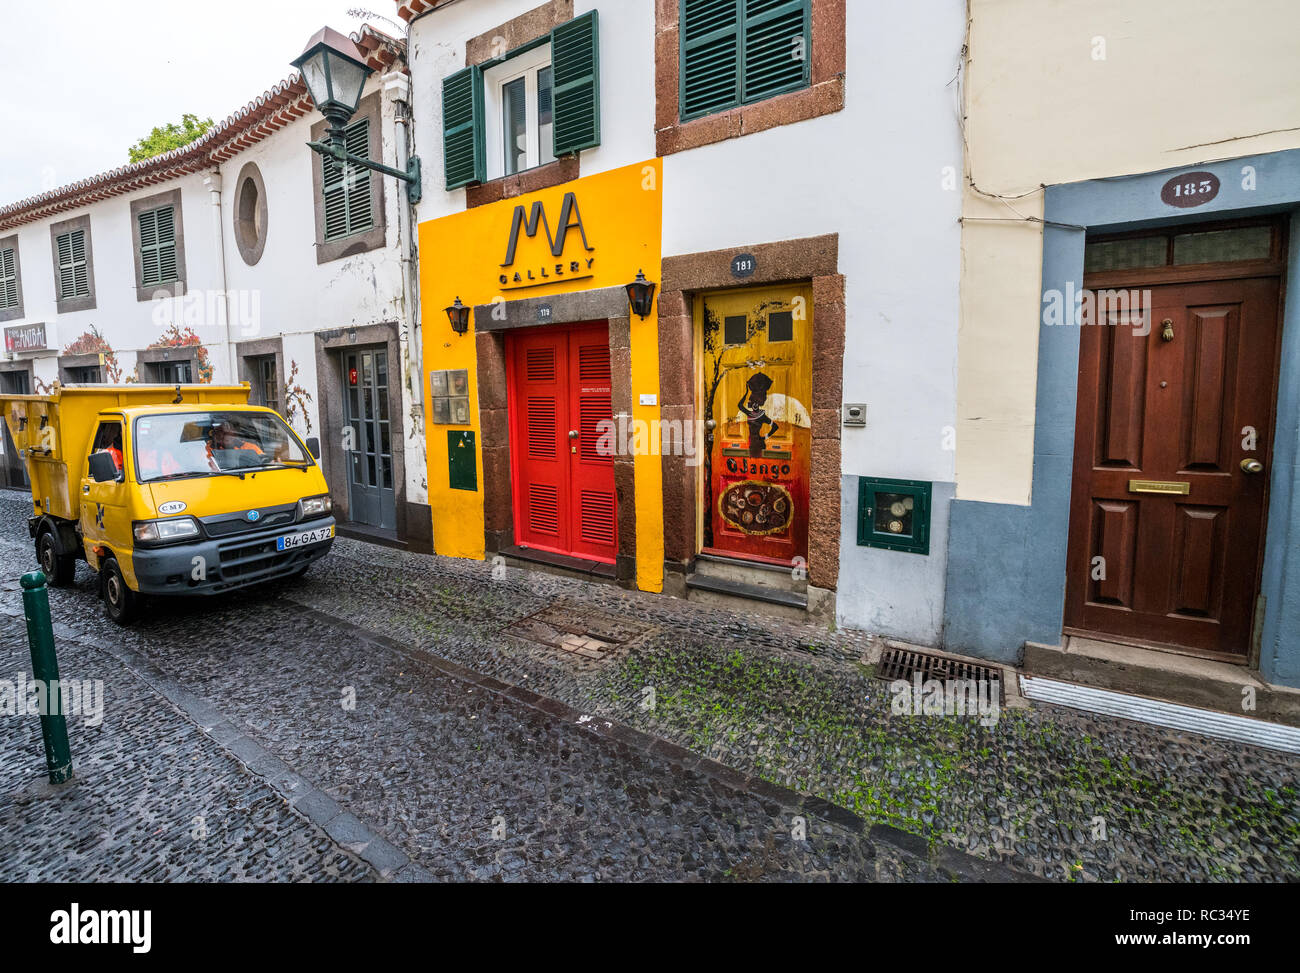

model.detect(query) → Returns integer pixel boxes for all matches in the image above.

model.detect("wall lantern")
[292,26,423,204]
[625,269,657,319]
[445,297,471,335]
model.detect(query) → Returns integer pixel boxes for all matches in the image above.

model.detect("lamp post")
[293,27,422,204]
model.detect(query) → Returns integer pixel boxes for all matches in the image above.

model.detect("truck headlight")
[300,495,332,518]
[134,517,201,543]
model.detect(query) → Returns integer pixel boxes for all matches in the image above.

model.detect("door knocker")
[1161,318,1175,342]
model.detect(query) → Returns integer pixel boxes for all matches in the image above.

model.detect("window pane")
[873,491,915,538]
[537,66,555,166]
[1173,226,1272,265]
[1084,236,1167,273]
[503,77,528,176]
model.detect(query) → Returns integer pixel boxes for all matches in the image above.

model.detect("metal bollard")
[21,570,73,784]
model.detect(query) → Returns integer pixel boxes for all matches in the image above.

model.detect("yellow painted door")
[699,284,812,564]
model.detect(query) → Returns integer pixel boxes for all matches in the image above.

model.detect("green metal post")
[21,570,73,784]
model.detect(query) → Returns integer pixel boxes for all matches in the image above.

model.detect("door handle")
[82,485,89,494]
[1241,458,1264,474]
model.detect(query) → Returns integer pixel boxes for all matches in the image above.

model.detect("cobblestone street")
[1,490,1296,882]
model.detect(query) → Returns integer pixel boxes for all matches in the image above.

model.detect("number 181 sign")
[1161,171,1220,208]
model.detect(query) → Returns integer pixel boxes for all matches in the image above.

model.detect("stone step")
[1023,636,1300,728]
[690,552,806,593]
[684,573,809,622]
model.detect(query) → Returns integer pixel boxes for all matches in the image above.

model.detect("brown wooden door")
[1065,276,1280,656]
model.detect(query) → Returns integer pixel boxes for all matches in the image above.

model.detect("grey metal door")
[342,348,396,529]
[0,370,29,489]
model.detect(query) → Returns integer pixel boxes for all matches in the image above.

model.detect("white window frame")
[483,43,555,181]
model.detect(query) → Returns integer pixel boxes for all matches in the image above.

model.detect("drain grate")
[876,645,1004,701]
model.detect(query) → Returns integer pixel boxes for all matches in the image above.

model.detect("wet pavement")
[0,491,957,882]
[1,489,1296,881]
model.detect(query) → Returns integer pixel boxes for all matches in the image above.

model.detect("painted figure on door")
[738,372,778,456]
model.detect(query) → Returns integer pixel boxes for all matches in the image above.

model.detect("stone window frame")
[49,214,96,314]
[0,233,25,323]
[310,90,387,264]
[236,336,285,412]
[658,233,844,591]
[462,0,580,209]
[135,346,199,383]
[654,0,846,157]
[233,161,269,266]
[130,188,187,302]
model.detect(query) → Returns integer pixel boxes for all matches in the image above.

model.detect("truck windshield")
[133,411,311,483]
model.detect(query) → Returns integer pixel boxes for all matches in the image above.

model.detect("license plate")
[276,525,334,551]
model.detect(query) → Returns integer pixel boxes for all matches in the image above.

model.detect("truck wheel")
[100,558,140,626]
[37,531,76,588]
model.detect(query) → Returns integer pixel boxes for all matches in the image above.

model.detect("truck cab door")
[81,419,130,566]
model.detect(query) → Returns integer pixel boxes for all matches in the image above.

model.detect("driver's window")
[91,421,124,480]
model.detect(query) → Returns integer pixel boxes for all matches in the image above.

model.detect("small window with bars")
[55,229,90,300]
[138,205,179,287]
[322,118,374,241]
[680,0,811,122]
[0,247,17,309]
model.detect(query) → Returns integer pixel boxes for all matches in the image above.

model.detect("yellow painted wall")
[959,0,1300,504]
[417,159,665,590]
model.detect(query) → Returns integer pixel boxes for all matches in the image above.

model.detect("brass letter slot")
[1128,479,1190,495]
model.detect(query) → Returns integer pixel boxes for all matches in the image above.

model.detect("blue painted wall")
[944,148,1300,686]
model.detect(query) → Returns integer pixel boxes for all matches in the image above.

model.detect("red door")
[508,322,617,562]
[1065,276,1281,655]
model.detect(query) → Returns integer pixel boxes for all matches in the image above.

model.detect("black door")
[0,370,29,490]
[342,348,396,529]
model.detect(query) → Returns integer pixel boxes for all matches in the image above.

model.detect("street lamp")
[445,297,471,335]
[292,27,423,204]
[625,269,657,319]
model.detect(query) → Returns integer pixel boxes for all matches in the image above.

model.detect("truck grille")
[201,505,296,538]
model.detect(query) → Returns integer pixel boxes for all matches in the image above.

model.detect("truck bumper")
[130,517,336,595]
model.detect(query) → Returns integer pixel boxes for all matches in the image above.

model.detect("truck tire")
[37,530,77,588]
[100,557,140,626]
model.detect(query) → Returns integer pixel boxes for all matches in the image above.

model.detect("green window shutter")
[56,230,88,299]
[442,65,484,189]
[679,0,809,121]
[680,0,741,120]
[0,248,16,308]
[551,10,600,156]
[741,0,809,103]
[138,205,178,287]
[322,118,373,241]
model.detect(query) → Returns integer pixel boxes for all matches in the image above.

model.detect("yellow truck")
[2,384,334,624]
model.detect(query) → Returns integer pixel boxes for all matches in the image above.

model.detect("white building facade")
[0,27,433,551]
[401,0,965,640]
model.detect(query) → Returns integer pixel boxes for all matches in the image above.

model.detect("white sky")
[0,0,405,205]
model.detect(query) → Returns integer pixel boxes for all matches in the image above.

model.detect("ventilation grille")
[526,397,556,459]
[579,396,611,462]
[526,347,556,382]
[528,484,559,535]
[876,645,1003,701]
[579,490,615,546]
[578,344,611,383]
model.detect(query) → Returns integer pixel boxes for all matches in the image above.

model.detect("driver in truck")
[207,419,263,470]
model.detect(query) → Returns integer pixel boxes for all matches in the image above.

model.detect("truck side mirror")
[306,437,321,459]
[88,451,120,483]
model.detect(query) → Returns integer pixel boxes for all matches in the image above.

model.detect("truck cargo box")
[2,384,251,521]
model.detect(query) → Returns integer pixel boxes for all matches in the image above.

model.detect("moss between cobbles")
[608,642,1300,881]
